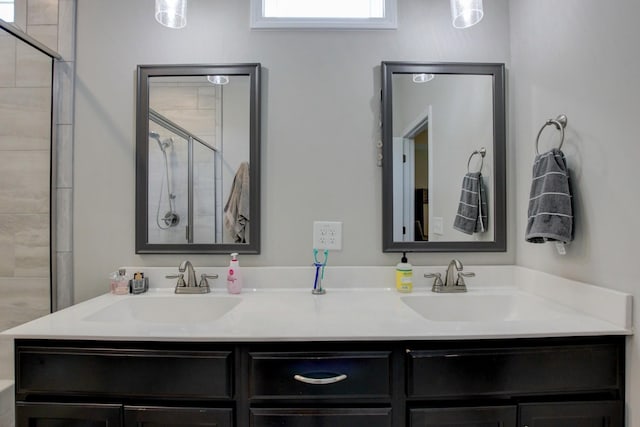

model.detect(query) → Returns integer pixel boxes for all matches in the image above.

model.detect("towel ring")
[535,114,567,155]
[467,147,486,173]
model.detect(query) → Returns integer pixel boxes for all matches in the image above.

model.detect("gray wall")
[70,0,640,419]
[509,0,640,422]
[74,0,512,303]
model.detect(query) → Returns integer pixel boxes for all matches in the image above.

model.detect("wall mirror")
[136,63,261,254]
[381,62,506,252]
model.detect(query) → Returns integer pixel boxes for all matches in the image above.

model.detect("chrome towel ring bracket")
[467,147,486,173]
[536,114,568,155]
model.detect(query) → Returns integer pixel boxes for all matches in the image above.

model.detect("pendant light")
[450,0,483,29]
[155,0,187,29]
[412,74,435,83]
[207,75,230,85]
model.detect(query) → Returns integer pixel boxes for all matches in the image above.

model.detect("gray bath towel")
[453,172,488,235]
[525,148,573,243]
[224,162,250,243]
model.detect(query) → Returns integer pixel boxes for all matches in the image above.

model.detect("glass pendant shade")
[412,73,435,83]
[450,0,483,29]
[155,0,187,29]
[207,75,229,85]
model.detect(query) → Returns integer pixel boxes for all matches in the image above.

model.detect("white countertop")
[1,266,633,342]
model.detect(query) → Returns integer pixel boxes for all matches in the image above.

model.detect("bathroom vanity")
[14,336,624,426]
[4,266,632,427]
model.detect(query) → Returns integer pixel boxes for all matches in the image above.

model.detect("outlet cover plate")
[313,221,342,251]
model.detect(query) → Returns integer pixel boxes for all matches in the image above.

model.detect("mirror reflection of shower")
[149,131,180,229]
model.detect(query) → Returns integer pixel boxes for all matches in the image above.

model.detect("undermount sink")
[84,296,241,323]
[401,292,573,322]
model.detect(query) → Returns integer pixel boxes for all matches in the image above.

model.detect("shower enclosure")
[0,18,61,382]
[148,108,221,244]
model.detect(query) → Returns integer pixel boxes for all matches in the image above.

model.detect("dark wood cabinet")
[124,406,233,426]
[520,401,623,427]
[248,350,392,399]
[251,408,392,427]
[410,406,517,427]
[13,337,625,427]
[16,402,123,427]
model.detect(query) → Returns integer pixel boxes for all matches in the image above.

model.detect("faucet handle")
[456,271,475,287]
[168,273,186,288]
[199,274,219,288]
[424,272,444,291]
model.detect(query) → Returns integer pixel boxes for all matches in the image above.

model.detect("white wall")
[509,0,640,422]
[74,0,512,303]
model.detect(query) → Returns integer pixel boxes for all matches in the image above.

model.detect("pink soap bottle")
[226,253,242,294]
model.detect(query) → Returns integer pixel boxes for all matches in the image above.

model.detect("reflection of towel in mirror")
[224,162,250,243]
[525,149,573,244]
[453,172,488,235]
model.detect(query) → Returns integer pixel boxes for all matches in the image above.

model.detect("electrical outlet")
[313,221,342,251]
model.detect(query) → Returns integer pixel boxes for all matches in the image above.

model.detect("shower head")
[149,131,172,152]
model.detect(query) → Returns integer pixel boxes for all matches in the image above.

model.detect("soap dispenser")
[226,253,242,294]
[395,252,413,293]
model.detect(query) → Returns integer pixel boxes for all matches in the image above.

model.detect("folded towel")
[453,172,488,235]
[525,148,573,244]
[224,162,250,243]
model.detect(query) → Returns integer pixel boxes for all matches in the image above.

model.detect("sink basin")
[401,292,572,322]
[84,296,241,323]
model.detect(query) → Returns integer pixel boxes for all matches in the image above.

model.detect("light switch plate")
[433,217,444,235]
[313,221,342,251]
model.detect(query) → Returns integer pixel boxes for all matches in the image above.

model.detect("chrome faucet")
[179,260,198,288]
[166,261,217,294]
[444,259,463,287]
[424,259,474,293]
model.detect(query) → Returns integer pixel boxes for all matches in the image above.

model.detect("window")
[251,0,396,29]
[0,0,13,23]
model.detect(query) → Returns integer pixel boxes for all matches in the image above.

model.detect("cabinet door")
[16,402,122,427]
[124,406,233,426]
[410,406,517,427]
[250,407,392,427]
[519,401,623,427]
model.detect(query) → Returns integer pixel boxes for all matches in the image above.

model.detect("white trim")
[250,0,397,29]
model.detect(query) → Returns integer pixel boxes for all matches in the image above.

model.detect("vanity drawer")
[248,350,392,399]
[407,341,622,398]
[16,342,233,399]
[250,408,392,427]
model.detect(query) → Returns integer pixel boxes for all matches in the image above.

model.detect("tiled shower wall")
[0,0,75,380]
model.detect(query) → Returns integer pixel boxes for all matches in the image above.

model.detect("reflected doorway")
[392,107,432,242]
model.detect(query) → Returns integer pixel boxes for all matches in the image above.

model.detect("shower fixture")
[149,131,180,229]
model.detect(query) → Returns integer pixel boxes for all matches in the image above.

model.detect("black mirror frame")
[381,62,506,253]
[135,63,261,254]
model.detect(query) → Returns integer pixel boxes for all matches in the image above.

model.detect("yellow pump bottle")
[395,252,413,293]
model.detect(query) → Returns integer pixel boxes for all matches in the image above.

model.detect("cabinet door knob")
[293,374,347,385]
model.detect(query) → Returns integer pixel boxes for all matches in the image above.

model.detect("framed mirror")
[381,62,506,252]
[136,63,261,254]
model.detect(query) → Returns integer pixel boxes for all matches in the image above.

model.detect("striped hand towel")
[525,148,573,243]
[453,172,488,235]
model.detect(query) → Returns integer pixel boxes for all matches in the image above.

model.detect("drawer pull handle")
[294,373,347,385]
